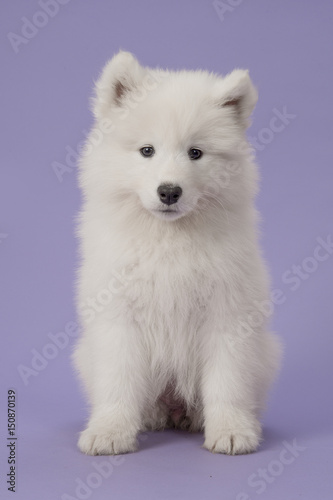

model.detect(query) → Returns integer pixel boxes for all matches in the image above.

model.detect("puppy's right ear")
[92,51,145,120]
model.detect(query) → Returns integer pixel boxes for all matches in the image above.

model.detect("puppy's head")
[82,51,258,222]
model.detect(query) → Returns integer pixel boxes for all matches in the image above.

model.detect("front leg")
[75,317,148,455]
[201,318,265,455]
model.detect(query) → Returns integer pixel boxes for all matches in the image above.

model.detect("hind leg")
[170,403,204,432]
[141,400,169,431]
[184,405,204,432]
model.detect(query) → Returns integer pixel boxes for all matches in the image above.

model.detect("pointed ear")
[92,51,146,119]
[216,69,258,128]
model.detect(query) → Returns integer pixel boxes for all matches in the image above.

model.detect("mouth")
[151,207,183,220]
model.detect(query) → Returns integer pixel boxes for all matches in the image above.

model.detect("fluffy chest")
[121,243,218,334]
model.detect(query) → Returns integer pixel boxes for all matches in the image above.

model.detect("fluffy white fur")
[73,51,281,456]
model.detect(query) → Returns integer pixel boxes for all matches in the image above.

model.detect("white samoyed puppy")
[73,51,281,456]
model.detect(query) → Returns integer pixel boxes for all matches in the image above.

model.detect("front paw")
[204,425,262,455]
[78,427,138,456]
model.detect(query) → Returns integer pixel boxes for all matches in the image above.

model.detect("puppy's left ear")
[216,69,258,129]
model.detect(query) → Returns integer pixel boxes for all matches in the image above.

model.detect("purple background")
[1,1,333,499]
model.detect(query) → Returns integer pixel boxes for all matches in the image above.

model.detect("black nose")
[157,184,182,206]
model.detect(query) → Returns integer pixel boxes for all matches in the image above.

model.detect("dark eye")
[188,148,203,160]
[140,145,155,157]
